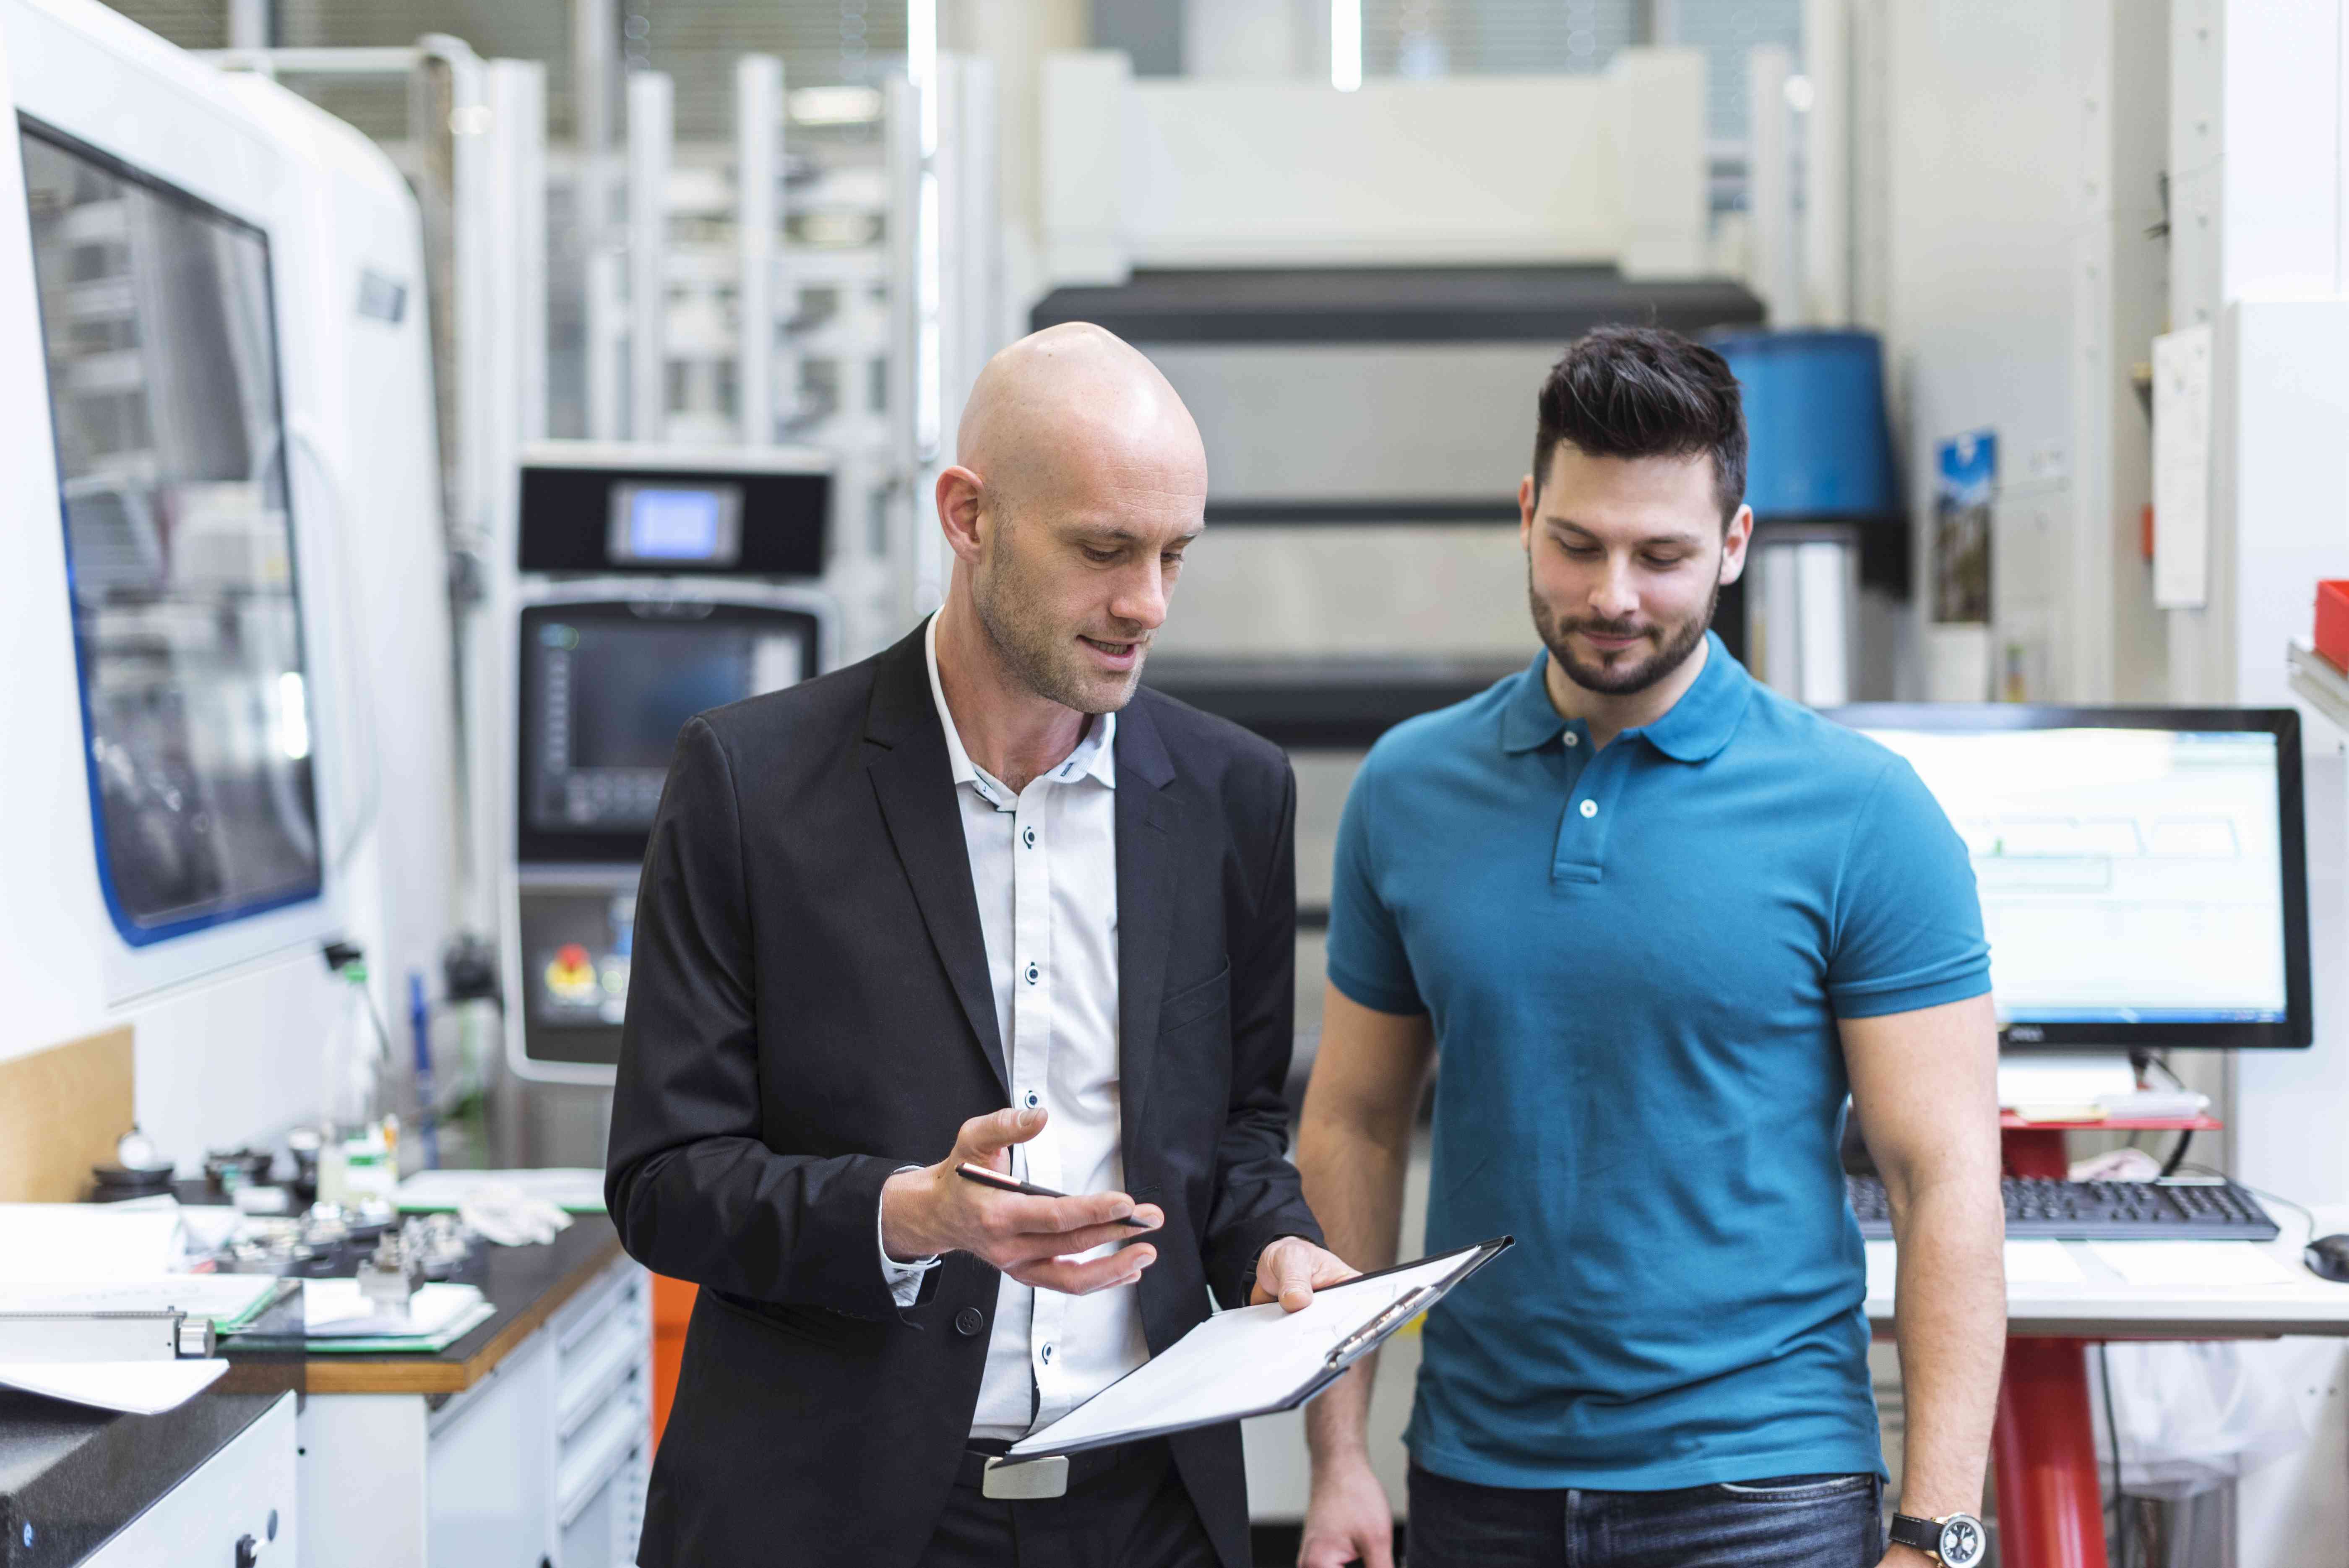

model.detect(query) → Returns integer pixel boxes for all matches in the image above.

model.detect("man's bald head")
[956,322,1208,526]
[933,323,1208,715]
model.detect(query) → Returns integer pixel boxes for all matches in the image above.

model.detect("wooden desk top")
[219,1216,626,1398]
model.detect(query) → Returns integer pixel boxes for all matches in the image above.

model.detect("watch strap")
[1887,1513,1943,1555]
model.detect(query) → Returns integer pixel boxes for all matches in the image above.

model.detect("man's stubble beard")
[970,542,1144,716]
[1528,563,1719,698]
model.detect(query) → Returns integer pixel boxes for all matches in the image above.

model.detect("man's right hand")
[1297,1449,1395,1568]
[880,1107,1163,1295]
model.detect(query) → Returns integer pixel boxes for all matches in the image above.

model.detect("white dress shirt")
[877,612,1151,1440]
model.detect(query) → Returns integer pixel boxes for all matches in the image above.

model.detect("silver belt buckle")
[982,1454,1070,1500]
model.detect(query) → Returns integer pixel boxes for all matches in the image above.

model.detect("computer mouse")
[2304,1235,2349,1283]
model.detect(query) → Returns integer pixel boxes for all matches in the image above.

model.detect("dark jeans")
[1406,1463,1884,1568]
[917,1440,1218,1568]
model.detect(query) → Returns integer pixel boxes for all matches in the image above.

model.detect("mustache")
[1561,618,1651,639]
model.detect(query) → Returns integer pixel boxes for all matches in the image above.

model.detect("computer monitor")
[1821,706,2311,1050]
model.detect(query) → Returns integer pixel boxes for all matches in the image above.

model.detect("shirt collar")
[924,611,1117,802]
[1500,630,1750,764]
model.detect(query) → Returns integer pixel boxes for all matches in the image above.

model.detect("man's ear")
[1518,474,1537,552]
[1718,504,1755,586]
[936,466,987,565]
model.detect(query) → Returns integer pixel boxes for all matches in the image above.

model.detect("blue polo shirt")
[1328,633,1989,1491]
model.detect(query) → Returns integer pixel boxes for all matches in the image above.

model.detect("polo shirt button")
[1023,826,1036,847]
[1564,732,1580,748]
[1025,963,1039,984]
[955,1307,985,1336]
[1579,799,1598,818]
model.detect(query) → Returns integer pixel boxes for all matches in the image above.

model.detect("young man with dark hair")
[1292,326,2006,1568]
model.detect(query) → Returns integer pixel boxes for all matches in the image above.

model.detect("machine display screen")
[519,604,815,849]
[607,482,743,566]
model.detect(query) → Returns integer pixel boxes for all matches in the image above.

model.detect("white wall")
[1874,0,2167,705]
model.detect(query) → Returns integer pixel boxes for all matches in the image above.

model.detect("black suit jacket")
[607,621,1322,1568]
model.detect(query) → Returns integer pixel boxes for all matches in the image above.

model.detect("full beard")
[1529,569,1719,697]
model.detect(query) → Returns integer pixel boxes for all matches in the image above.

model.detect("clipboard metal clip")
[1324,1284,1441,1371]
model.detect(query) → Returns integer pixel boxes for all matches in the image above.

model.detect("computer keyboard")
[1846,1175,2280,1242]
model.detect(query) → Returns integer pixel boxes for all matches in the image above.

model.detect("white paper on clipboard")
[1005,1237,1510,1460]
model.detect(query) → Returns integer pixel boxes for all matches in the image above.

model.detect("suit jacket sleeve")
[604,715,903,1320]
[1201,758,1325,1308]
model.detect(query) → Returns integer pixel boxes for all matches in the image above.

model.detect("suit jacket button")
[955,1307,985,1337]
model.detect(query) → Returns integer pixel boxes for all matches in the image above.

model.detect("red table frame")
[1982,1116,2223,1568]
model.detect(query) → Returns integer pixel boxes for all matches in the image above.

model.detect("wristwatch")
[1888,1511,1985,1566]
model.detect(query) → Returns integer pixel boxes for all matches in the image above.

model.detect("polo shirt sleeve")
[1326,750,1428,1017]
[1826,755,1993,1018]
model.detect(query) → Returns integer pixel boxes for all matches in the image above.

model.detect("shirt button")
[955,1307,985,1336]
[1040,1343,1055,1365]
[1563,732,1580,748]
[1022,826,1036,848]
[1023,1089,1041,1109]
[1025,963,1039,985]
[1579,799,1598,819]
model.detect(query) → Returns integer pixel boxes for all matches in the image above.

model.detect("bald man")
[608,323,1352,1568]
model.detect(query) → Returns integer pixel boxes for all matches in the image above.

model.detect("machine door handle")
[234,1534,261,1567]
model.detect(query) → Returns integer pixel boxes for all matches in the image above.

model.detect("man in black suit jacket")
[608,323,1352,1568]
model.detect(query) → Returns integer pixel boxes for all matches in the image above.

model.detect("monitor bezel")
[1820,704,2311,1051]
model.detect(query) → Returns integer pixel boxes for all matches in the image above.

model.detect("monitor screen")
[1826,706,2310,1049]
[518,602,818,861]
[607,482,743,566]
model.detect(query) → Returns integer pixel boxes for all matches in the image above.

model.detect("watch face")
[1937,1516,1987,1567]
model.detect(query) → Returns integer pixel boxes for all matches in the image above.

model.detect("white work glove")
[457,1184,574,1247]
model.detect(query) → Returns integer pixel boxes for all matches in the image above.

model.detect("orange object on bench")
[2316,580,2349,673]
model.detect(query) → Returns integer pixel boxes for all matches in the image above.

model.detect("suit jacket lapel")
[863,624,1009,1097]
[1115,699,1179,1175]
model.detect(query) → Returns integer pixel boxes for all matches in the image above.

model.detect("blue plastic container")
[1707,329,1899,518]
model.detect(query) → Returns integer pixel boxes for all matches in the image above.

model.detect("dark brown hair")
[1531,325,1747,526]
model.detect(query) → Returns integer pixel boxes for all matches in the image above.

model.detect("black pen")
[956,1162,1152,1228]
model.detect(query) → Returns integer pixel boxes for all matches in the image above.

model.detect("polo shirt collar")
[1635,632,1750,763]
[1500,630,1751,763]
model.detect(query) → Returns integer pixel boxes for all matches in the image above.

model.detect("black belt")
[955,1441,1132,1493]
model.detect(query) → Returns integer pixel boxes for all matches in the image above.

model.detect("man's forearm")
[1889,1174,2007,1519]
[1297,1111,1414,1460]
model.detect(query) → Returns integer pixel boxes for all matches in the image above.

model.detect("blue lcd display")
[628,489,724,559]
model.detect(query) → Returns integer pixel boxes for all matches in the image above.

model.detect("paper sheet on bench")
[2089,1241,2298,1289]
[1008,1250,1467,1458]
[0,1275,281,1326]
[0,1358,227,1415]
[2003,1241,2087,1286]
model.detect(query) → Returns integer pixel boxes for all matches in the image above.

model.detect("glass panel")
[21,120,321,941]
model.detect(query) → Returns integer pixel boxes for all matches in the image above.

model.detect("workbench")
[222,1216,648,1568]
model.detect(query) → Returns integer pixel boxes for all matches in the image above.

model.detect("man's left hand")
[1251,1237,1358,1312]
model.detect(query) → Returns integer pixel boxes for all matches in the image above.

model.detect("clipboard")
[1003,1236,1511,1466]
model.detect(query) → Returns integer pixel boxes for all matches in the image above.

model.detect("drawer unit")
[84,1394,296,1568]
[550,1258,651,1568]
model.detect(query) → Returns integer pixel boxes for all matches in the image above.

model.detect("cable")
[2097,1341,2131,1568]
[2156,1127,2193,1178]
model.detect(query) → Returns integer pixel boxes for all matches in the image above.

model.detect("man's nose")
[1589,556,1640,620]
[1109,560,1169,632]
